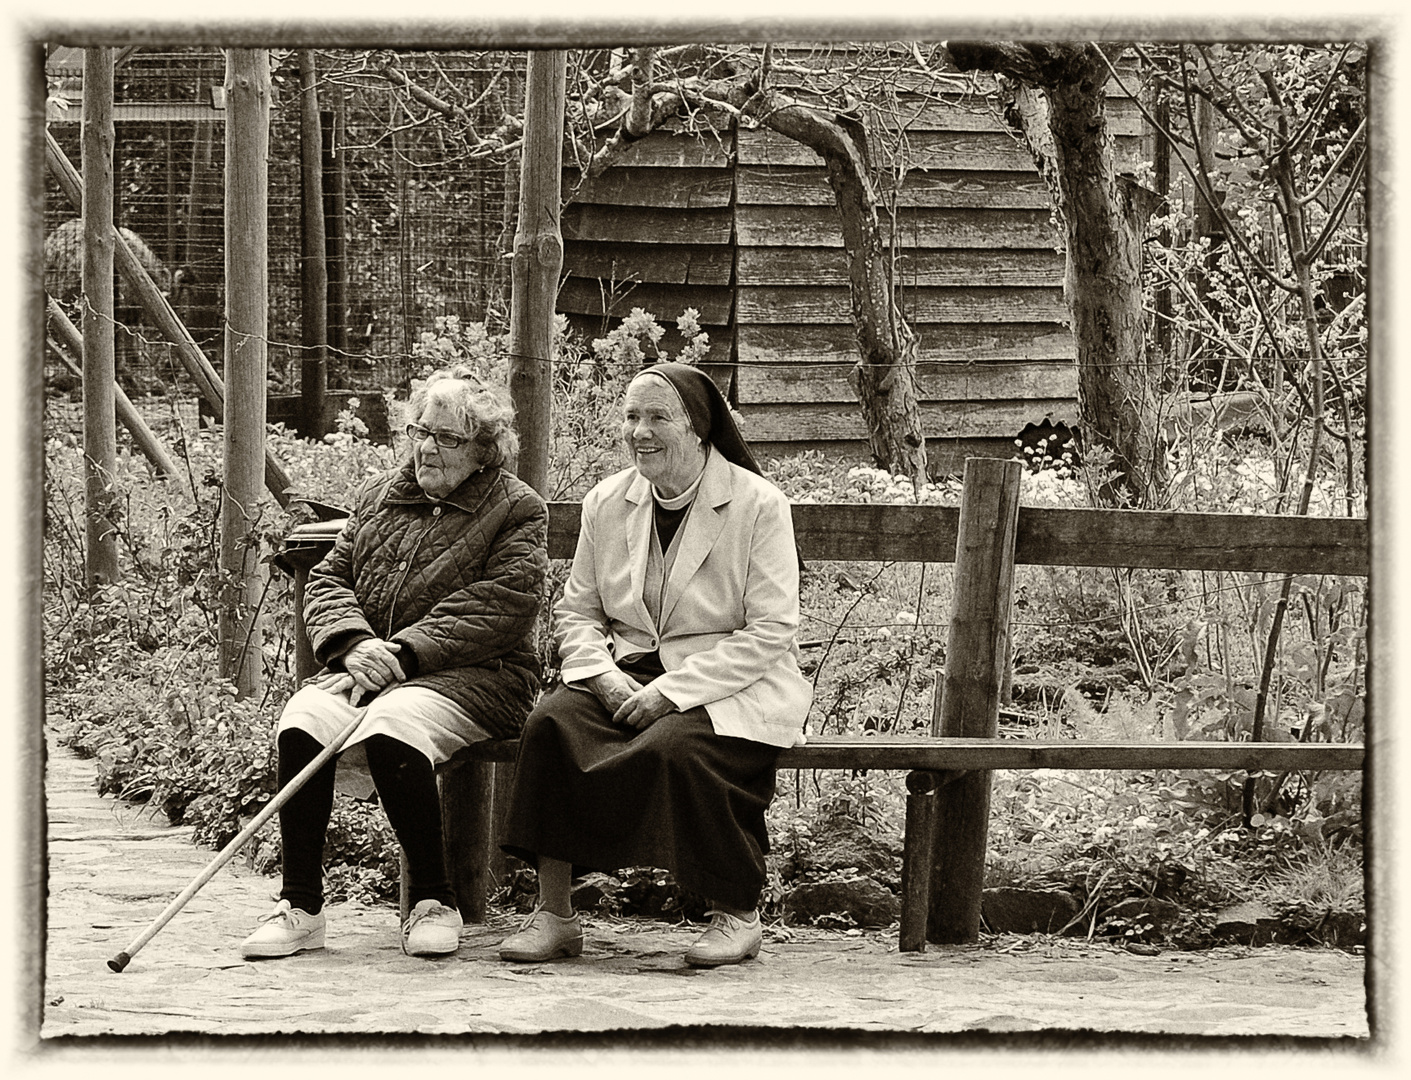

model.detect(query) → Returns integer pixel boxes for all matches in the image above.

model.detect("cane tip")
[107,952,131,973]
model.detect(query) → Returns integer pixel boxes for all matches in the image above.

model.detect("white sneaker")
[402,899,463,957]
[241,900,326,959]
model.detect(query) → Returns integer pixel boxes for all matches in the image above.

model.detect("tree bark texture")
[81,46,120,588]
[948,42,1161,504]
[221,48,271,698]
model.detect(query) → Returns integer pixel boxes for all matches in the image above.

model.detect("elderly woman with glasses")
[241,364,548,962]
[497,362,811,969]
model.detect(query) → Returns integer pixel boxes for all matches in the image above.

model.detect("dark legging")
[276,729,454,915]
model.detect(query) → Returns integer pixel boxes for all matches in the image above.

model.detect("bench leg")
[440,758,497,923]
[899,770,941,952]
[928,769,993,944]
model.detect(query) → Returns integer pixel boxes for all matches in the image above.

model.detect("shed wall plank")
[736,204,1060,248]
[737,322,1076,363]
[736,284,1068,324]
[737,246,1064,287]
[736,360,1078,403]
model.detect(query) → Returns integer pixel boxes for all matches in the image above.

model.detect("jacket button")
[432,506,442,516]
[398,561,408,571]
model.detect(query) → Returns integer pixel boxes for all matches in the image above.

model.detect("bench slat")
[449,736,1363,772]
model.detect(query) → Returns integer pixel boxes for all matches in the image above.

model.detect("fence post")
[220,47,271,700]
[81,46,120,589]
[928,457,1022,943]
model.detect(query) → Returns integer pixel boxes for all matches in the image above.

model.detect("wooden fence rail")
[546,501,1368,575]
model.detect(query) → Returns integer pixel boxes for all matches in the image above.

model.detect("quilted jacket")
[303,460,549,739]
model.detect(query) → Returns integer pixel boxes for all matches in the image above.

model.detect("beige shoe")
[684,909,762,967]
[241,900,326,959]
[402,899,463,957]
[499,906,584,962]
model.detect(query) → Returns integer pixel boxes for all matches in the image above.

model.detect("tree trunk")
[948,42,1161,504]
[706,79,928,483]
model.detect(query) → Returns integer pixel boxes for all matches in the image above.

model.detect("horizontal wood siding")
[557,61,1149,458]
[558,123,736,370]
[731,73,1101,455]
[737,246,1064,287]
[736,361,1078,404]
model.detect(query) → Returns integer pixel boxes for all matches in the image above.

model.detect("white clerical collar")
[652,448,709,509]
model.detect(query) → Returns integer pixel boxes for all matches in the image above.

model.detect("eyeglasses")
[405,423,471,450]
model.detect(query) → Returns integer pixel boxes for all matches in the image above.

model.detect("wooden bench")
[279,458,1367,951]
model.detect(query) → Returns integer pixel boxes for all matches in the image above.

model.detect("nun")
[497,361,812,967]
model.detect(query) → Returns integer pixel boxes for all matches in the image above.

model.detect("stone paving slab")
[39,735,1371,1045]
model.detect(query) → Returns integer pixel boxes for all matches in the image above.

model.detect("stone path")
[40,735,1370,1042]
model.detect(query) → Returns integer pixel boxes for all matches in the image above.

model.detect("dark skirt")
[500,676,782,910]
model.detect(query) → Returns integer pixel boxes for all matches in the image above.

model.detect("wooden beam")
[929,458,1022,944]
[1016,506,1370,576]
[774,736,1366,772]
[389,733,1367,773]
[295,501,1368,580]
[552,501,1370,575]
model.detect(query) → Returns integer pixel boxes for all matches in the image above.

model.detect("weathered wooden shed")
[559,57,1147,474]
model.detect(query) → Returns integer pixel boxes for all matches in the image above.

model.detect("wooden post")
[298,49,328,439]
[45,133,294,507]
[507,49,564,495]
[927,457,1022,943]
[220,48,270,699]
[438,49,566,916]
[440,761,498,923]
[899,769,940,952]
[81,46,120,588]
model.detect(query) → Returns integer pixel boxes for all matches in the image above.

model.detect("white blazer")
[555,451,812,748]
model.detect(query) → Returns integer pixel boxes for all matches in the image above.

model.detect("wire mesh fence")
[43,46,525,401]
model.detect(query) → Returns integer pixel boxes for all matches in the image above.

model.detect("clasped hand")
[307,638,405,706]
[589,670,674,730]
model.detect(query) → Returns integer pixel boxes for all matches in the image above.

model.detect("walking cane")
[107,714,363,972]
